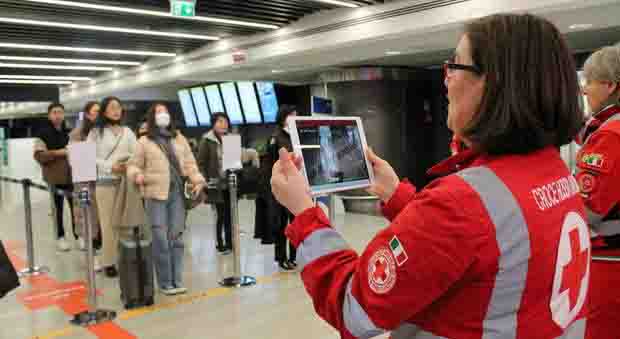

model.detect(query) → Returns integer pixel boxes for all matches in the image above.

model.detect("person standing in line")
[198,113,233,254]
[575,44,620,339]
[34,103,76,252]
[128,103,205,295]
[271,13,589,339]
[264,105,298,271]
[87,97,137,278]
[69,102,102,262]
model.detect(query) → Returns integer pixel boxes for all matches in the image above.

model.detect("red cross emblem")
[551,212,590,329]
[368,247,396,294]
[560,229,589,310]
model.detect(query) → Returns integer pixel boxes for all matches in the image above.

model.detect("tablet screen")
[295,119,371,194]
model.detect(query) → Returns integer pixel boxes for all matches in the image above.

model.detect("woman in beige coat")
[128,103,205,295]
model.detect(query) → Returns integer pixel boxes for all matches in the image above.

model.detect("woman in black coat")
[264,105,298,271]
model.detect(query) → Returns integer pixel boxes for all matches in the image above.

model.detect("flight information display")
[190,87,211,126]
[178,89,198,127]
[237,82,262,124]
[220,82,244,124]
[205,85,225,114]
[256,82,278,123]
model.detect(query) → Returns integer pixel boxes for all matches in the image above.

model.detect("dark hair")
[95,96,123,134]
[146,102,177,139]
[276,105,297,128]
[80,101,99,139]
[210,112,230,128]
[462,13,581,154]
[47,103,64,113]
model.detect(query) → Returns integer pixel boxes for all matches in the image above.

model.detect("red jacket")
[286,146,590,339]
[575,104,620,245]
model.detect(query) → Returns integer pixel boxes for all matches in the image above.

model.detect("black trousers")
[52,184,76,240]
[215,190,232,250]
[274,208,296,263]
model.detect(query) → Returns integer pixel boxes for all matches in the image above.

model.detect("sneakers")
[56,238,71,252]
[278,261,295,271]
[104,266,118,278]
[173,286,188,295]
[94,257,103,272]
[77,237,87,251]
[160,286,177,296]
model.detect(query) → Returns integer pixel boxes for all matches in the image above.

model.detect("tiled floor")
[0,174,390,339]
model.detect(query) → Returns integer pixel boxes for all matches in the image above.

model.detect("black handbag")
[0,241,20,298]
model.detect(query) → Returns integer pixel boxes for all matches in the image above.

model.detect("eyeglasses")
[444,61,482,75]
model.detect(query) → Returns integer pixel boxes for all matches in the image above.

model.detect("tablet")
[288,117,374,196]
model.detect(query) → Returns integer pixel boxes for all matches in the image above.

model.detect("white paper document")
[222,134,243,170]
[68,142,97,183]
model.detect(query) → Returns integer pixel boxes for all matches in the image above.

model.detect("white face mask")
[155,112,171,128]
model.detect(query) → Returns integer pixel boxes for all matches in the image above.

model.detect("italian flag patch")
[389,236,408,266]
[582,153,604,168]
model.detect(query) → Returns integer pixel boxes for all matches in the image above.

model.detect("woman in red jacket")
[576,44,620,339]
[271,14,588,339]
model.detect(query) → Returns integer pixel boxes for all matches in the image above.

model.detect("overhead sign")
[171,0,196,18]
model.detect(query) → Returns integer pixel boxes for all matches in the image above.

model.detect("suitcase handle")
[134,227,146,302]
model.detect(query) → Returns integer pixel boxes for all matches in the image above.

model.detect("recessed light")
[0,79,73,84]
[21,0,279,29]
[386,51,402,56]
[0,43,176,57]
[0,63,113,71]
[0,75,91,81]
[271,69,284,73]
[312,0,359,8]
[0,55,141,66]
[113,70,120,77]
[175,55,185,62]
[569,24,593,30]
[0,17,219,41]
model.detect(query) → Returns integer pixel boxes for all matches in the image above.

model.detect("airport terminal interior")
[0,0,620,338]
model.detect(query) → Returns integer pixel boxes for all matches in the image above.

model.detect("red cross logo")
[368,247,397,294]
[560,229,589,310]
[372,258,387,283]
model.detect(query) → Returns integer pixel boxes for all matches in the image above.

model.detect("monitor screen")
[190,87,211,126]
[220,82,244,124]
[256,82,278,123]
[237,82,262,124]
[312,96,333,115]
[205,85,225,114]
[178,89,198,127]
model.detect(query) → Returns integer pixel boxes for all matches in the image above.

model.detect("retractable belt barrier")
[0,176,74,276]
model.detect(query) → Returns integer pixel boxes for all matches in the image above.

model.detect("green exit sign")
[171,0,196,17]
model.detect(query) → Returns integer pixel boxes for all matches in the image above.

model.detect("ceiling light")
[113,70,120,77]
[271,69,284,73]
[0,43,176,57]
[0,17,218,41]
[569,24,593,30]
[0,63,113,71]
[0,80,73,84]
[386,51,402,56]
[311,0,359,8]
[21,0,279,30]
[0,55,140,66]
[0,75,91,81]
[175,55,185,62]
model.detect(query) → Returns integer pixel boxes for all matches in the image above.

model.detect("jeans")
[215,190,232,250]
[52,184,76,239]
[151,225,184,289]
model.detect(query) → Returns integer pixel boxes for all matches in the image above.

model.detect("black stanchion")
[219,172,256,288]
[18,178,50,277]
[71,187,116,326]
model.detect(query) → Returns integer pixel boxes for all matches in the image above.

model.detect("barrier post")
[71,186,116,326]
[18,178,49,277]
[328,194,337,226]
[219,171,256,288]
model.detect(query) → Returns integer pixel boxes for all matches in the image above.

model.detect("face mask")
[155,112,171,128]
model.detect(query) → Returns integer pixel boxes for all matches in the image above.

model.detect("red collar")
[427,148,480,177]
[593,104,620,124]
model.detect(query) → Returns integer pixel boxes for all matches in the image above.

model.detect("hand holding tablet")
[271,148,314,216]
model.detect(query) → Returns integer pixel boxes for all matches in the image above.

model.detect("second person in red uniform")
[271,14,589,339]
[576,44,620,339]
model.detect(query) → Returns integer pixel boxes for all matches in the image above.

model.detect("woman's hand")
[112,162,127,175]
[271,148,314,216]
[192,182,205,197]
[135,173,145,186]
[366,148,400,203]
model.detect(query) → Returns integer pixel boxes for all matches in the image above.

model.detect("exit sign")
[171,0,196,17]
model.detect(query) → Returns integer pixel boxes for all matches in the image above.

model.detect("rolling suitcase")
[118,227,154,309]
